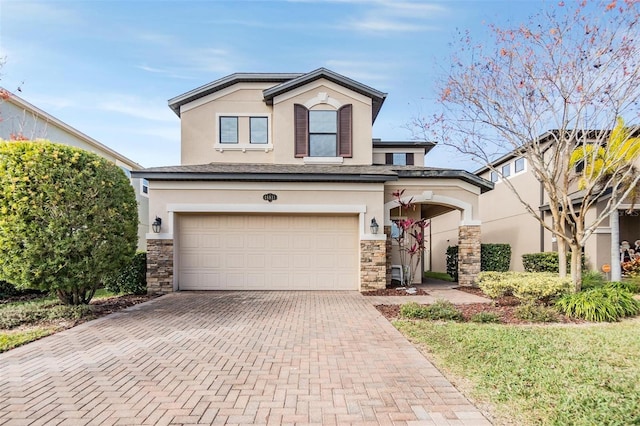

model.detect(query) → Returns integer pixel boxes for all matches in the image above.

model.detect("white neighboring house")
[0,90,149,250]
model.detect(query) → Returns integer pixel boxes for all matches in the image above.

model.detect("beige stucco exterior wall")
[271,79,373,165]
[147,181,385,236]
[0,95,149,251]
[178,79,373,166]
[477,163,543,271]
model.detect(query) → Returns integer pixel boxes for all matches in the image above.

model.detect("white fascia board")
[152,181,384,191]
[179,82,275,115]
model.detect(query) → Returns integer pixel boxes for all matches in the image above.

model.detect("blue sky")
[0,0,547,170]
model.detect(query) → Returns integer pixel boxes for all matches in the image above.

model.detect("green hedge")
[522,252,585,273]
[104,252,147,295]
[446,244,512,281]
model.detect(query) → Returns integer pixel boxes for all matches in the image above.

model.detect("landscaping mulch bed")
[375,287,584,325]
[362,286,429,296]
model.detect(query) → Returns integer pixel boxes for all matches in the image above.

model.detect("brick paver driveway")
[0,292,490,425]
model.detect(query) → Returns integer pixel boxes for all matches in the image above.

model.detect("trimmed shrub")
[447,243,512,282]
[105,252,147,295]
[446,246,459,281]
[0,281,18,297]
[477,271,572,303]
[555,287,640,322]
[522,252,585,273]
[400,300,463,321]
[470,311,501,323]
[481,243,511,272]
[0,141,138,305]
[515,302,558,322]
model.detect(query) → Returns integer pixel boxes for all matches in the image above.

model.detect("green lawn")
[395,318,640,425]
[0,289,119,353]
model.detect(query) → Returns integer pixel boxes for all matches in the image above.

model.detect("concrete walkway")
[0,291,491,425]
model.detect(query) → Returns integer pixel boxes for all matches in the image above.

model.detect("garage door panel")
[178,214,358,290]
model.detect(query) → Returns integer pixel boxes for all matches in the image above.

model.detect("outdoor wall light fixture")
[370,217,379,234]
[152,216,162,233]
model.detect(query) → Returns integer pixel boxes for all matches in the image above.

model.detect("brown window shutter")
[406,153,414,165]
[294,104,309,158]
[338,104,352,157]
[385,153,393,165]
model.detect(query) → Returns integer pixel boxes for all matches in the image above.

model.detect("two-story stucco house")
[133,68,493,293]
[0,90,149,250]
[430,131,640,274]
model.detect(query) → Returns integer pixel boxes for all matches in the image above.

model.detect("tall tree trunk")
[610,209,622,282]
[570,243,583,293]
[558,239,567,278]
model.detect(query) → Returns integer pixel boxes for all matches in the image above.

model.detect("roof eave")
[131,171,396,183]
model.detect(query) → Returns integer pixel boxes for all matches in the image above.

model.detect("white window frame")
[219,116,238,144]
[215,113,273,152]
[514,157,526,174]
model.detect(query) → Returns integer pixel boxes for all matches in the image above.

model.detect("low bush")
[522,252,585,273]
[607,280,640,294]
[447,244,512,282]
[581,271,607,290]
[400,300,463,321]
[0,281,18,297]
[481,243,511,272]
[555,287,640,322]
[477,271,572,303]
[446,246,459,281]
[104,252,147,295]
[470,312,501,323]
[514,302,558,322]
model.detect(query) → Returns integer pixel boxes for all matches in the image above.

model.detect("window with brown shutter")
[385,153,393,164]
[406,153,414,165]
[337,104,352,157]
[294,104,309,157]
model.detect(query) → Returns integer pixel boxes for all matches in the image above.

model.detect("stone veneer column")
[384,226,393,287]
[146,239,174,295]
[458,225,481,287]
[360,238,387,291]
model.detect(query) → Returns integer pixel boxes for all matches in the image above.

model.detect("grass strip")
[395,319,640,425]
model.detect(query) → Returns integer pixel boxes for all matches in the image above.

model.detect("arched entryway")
[384,190,482,287]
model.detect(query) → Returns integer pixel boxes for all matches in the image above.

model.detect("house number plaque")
[263,193,277,202]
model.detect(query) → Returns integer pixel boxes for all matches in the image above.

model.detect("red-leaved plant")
[391,189,429,286]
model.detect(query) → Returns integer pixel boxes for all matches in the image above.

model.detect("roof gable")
[167,68,387,122]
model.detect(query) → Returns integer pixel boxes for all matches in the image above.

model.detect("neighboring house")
[430,132,640,273]
[133,68,493,293]
[0,90,149,250]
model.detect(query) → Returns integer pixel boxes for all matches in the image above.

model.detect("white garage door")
[177,214,359,290]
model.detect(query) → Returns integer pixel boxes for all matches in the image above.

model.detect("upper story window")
[250,117,268,144]
[501,163,511,178]
[309,110,337,156]
[294,104,352,158]
[215,114,272,151]
[385,153,415,166]
[491,157,526,182]
[219,116,238,144]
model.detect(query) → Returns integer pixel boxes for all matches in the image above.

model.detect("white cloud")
[96,95,176,123]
